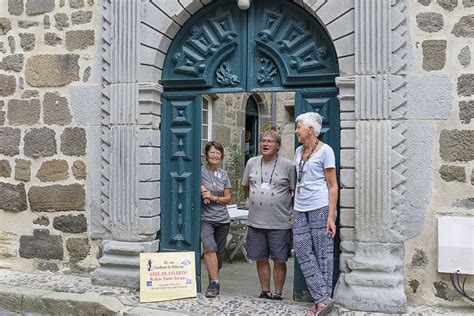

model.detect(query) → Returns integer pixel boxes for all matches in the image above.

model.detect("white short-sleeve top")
[293,144,336,212]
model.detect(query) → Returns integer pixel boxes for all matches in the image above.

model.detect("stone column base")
[334,274,406,313]
[91,239,159,288]
[334,242,407,313]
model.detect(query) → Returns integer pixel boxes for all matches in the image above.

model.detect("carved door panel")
[161,0,247,93]
[160,94,202,286]
[295,89,340,160]
[247,0,339,91]
[161,0,338,92]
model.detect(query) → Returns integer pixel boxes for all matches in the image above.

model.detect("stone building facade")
[0,0,472,312]
[0,0,100,275]
[404,0,474,307]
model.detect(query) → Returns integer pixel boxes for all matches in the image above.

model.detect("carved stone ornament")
[257,57,278,84]
[216,61,240,86]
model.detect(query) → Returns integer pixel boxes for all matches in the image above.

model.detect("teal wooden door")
[160,0,340,298]
[293,89,340,300]
[160,94,202,286]
[295,89,341,156]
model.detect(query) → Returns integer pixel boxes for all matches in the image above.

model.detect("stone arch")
[244,93,269,116]
[96,0,414,313]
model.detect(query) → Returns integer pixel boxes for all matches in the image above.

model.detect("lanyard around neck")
[206,165,220,186]
[297,141,319,183]
[260,156,278,185]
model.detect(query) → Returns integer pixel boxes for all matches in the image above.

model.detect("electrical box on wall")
[438,216,474,275]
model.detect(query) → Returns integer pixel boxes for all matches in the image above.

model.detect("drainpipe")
[271,92,276,130]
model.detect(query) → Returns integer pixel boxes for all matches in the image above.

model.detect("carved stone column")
[92,0,161,288]
[334,0,409,312]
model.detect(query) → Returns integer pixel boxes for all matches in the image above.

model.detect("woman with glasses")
[292,112,338,316]
[200,141,232,298]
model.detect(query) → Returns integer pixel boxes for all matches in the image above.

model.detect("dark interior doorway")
[245,96,259,163]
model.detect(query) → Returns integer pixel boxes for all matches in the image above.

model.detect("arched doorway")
[95,0,415,311]
[159,0,340,299]
[245,96,259,163]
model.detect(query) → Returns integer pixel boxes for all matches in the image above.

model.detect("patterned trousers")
[293,206,334,304]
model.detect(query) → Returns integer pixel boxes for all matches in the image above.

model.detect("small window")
[201,96,212,153]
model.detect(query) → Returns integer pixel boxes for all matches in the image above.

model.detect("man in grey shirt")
[242,130,295,300]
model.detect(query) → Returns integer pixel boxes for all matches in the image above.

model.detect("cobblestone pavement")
[0,269,472,315]
[0,269,308,315]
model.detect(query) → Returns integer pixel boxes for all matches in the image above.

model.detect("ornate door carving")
[162,0,338,92]
[160,94,201,265]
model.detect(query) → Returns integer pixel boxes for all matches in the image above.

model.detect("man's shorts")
[246,226,292,262]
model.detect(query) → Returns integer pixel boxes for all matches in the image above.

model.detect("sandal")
[306,304,318,316]
[316,297,334,316]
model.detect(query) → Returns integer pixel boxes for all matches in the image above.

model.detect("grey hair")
[295,112,323,137]
[260,130,281,145]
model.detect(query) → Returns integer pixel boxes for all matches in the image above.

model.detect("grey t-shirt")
[201,165,232,223]
[242,155,296,229]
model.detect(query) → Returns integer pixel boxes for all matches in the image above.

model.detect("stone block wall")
[405,0,474,306]
[0,0,99,274]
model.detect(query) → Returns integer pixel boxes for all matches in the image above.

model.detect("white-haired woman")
[292,112,338,316]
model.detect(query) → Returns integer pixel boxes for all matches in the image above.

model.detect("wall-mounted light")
[237,0,251,10]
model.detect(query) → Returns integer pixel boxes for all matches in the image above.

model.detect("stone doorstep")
[0,285,178,316]
[0,285,123,315]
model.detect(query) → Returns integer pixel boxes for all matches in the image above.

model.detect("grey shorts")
[201,221,230,254]
[246,226,292,262]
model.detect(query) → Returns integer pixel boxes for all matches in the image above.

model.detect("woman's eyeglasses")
[208,151,222,157]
